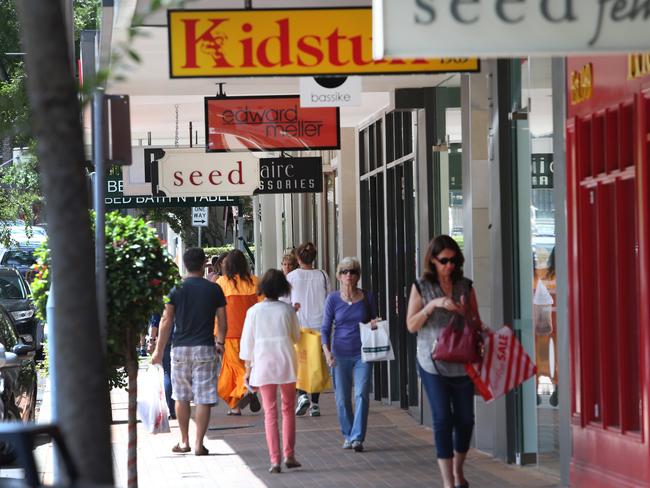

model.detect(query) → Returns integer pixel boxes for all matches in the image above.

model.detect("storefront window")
[519,57,559,476]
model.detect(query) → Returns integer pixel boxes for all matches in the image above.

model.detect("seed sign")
[167,8,479,77]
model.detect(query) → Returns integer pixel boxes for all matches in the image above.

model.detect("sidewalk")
[31,374,561,488]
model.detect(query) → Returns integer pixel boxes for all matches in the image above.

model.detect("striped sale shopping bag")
[465,326,536,403]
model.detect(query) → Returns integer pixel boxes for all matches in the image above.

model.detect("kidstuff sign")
[205,96,339,152]
[167,8,479,77]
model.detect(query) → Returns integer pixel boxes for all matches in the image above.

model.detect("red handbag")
[431,314,483,364]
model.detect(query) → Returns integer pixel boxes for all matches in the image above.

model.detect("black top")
[168,277,227,348]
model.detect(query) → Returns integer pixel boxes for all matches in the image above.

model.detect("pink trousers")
[259,383,296,465]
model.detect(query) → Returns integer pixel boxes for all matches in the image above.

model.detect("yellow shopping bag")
[295,328,331,393]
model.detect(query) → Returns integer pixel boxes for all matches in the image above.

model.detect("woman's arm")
[406,284,448,333]
[321,294,336,367]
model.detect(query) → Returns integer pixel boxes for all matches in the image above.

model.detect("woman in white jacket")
[240,269,302,474]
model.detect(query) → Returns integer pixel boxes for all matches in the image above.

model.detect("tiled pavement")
[28,376,562,488]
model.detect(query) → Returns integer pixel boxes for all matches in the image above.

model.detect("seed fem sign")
[167,8,478,77]
[374,0,650,58]
[205,96,340,152]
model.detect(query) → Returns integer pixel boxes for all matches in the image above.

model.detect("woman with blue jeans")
[321,257,377,453]
[406,235,483,488]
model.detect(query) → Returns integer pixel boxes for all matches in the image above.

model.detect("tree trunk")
[15,2,113,485]
[126,331,138,488]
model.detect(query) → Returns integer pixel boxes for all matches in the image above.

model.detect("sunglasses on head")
[435,256,458,265]
[340,269,359,275]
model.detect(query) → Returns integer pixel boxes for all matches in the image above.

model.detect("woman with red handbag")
[406,235,483,488]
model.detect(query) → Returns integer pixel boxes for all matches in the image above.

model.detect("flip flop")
[226,409,242,416]
[171,443,191,453]
[195,445,209,456]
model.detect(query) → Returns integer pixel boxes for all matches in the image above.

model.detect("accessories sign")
[256,157,323,194]
[167,8,479,77]
[205,96,339,152]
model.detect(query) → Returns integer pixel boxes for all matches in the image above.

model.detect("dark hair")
[295,242,317,265]
[223,249,253,290]
[546,247,556,280]
[258,269,291,300]
[183,247,206,273]
[210,255,220,266]
[422,235,465,284]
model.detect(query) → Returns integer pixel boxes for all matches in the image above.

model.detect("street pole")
[93,89,107,351]
[46,282,61,482]
[198,226,202,248]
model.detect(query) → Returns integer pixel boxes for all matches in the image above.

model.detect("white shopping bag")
[359,320,395,362]
[137,365,170,434]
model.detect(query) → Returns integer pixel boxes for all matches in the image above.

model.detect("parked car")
[0,306,38,466]
[0,245,39,281]
[0,266,42,354]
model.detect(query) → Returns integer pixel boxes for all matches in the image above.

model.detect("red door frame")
[567,55,650,487]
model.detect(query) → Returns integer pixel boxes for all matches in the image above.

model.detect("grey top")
[415,276,473,376]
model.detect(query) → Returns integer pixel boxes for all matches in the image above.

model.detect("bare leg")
[437,458,454,488]
[194,404,212,451]
[176,400,191,448]
[453,451,468,486]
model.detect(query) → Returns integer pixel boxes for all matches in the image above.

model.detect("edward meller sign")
[205,96,339,152]
[167,8,478,77]
[373,0,650,58]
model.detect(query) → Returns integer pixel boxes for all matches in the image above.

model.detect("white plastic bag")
[359,320,395,362]
[137,365,170,434]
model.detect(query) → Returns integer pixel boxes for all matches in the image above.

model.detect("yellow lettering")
[628,53,650,81]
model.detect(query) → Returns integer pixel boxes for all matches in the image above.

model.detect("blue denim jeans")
[418,363,474,459]
[162,342,175,416]
[332,356,373,443]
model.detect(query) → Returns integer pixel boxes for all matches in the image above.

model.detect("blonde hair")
[336,256,361,275]
[281,252,298,271]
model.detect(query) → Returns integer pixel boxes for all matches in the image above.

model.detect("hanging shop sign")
[531,154,554,189]
[257,157,323,194]
[300,76,362,107]
[152,149,260,197]
[373,0,650,58]
[106,176,241,210]
[167,8,478,78]
[205,96,340,152]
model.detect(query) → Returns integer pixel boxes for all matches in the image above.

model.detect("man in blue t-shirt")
[152,247,227,456]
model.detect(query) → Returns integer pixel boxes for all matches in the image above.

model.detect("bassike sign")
[373,0,650,58]
[167,8,479,77]
[205,96,340,152]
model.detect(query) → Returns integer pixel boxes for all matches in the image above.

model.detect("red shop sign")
[204,95,340,152]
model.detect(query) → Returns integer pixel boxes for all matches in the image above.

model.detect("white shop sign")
[299,76,362,107]
[373,0,650,58]
[156,149,260,197]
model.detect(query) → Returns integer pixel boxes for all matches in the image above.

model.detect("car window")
[2,250,36,267]
[0,276,26,299]
[0,312,18,350]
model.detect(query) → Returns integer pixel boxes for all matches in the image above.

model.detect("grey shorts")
[171,345,218,405]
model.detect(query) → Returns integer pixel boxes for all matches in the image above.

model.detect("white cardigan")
[240,300,301,387]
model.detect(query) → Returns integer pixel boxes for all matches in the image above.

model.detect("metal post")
[237,215,245,251]
[198,226,202,248]
[189,121,193,148]
[46,282,61,482]
[93,89,107,351]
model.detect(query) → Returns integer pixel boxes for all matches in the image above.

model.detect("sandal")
[171,443,191,453]
[268,464,281,474]
[195,445,209,456]
[226,409,242,416]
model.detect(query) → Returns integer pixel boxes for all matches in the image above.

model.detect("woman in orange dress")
[215,249,262,414]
